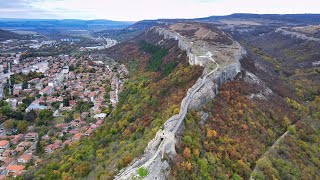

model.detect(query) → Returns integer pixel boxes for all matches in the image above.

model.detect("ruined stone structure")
[116,24,246,179]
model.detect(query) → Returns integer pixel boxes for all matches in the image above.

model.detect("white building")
[63,65,69,74]
[24,132,38,141]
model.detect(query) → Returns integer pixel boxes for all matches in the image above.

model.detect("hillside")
[27,24,204,179]
[170,19,320,179]
[0,29,21,41]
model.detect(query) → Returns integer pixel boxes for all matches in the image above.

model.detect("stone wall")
[116,26,246,180]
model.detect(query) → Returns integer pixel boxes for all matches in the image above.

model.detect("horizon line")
[0,13,319,22]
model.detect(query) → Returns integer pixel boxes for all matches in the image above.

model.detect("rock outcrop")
[275,28,320,42]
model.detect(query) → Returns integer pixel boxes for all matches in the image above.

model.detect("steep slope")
[251,114,320,179]
[116,22,245,179]
[170,22,320,179]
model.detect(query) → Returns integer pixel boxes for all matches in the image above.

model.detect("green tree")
[37,109,53,126]
[36,141,44,155]
[24,110,37,122]
[4,120,14,130]
[0,105,12,117]
[137,167,148,178]
[75,162,91,177]
[17,121,28,133]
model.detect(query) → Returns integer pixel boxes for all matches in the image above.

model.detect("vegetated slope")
[252,108,320,179]
[170,24,320,179]
[231,25,320,101]
[171,78,300,179]
[0,29,21,41]
[27,29,203,179]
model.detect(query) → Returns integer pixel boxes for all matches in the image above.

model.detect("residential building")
[24,133,38,141]
[6,165,25,174]
[39,86,53,95]
[17,154,32,163]
[72,133,82,141]
[0,140,10,152]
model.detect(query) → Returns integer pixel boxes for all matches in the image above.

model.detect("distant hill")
[0,19,134,31]
[0,29,21,41]
[198,13,320,25]
[96,13,320,42]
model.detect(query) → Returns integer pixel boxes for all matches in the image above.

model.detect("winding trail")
[249,130,290,180]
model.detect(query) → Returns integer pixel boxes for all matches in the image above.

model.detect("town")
[0,39,128,177]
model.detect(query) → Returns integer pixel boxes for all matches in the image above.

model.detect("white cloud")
[2,0,320,20]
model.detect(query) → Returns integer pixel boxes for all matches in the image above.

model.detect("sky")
[0,0,320,21]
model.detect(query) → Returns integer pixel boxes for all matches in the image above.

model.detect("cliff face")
[190,46,246,110]
[116,23,246,179]
[152,27,204,66]
[150,25,246,110]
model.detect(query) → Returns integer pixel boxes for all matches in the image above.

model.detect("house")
[69,129,78,134]
[90,124,98,129]
[12,134,24,145]
[17,141,32,148]
[35,81,43,90]
[25,101,48,112]
[17,154,32,163]
[24,133,38,141]
[39,86,53,95]
[13,89,20,96]
[0,140,10,151]
[93,113,107,119]
[68,100,76,106]
[13,83,22,90]
[6,98,17,109]
[45,144,60,154]
[62,140,71,147]
[54,140,62,146]
[85,128,93,136]
[2,149,15,157]
[96,119,103,126]
[6,165,25,174]
[72,133,82,141]
[15,146,24,153]
[0,158,14,169]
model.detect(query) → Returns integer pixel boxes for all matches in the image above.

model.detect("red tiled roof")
[7,165,25,171]
[19,154,32,161]
[0,140,9,147]
[73,133,82,139]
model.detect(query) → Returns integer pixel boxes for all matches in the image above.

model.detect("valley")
[0,13,319,180]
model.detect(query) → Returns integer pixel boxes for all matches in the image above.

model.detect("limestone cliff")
[116,23,246,180]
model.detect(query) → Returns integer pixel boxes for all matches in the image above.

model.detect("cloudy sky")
[0,0,319,21]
